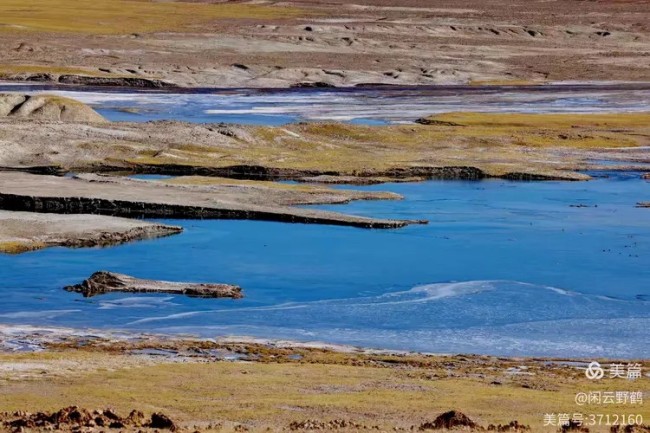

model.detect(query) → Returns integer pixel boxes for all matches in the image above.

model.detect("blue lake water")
[1,173,649,358]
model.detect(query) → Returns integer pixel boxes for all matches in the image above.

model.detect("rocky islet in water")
[64,271,244,299]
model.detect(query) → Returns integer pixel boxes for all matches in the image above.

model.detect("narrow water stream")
[2,82,650,124]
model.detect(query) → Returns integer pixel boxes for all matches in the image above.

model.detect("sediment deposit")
[0,172,420,229]
[0,210,181,253]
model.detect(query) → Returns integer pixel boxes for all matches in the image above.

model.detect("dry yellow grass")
[4,111,649,181]
[1,348,647,432]
[426,112,650,129]
[207,112,648,175]
[0,240,44,254]
[0,0,305,35]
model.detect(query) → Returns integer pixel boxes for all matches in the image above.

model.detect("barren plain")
[0,0,648,88]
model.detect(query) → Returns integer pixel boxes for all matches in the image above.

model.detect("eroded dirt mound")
[419,411,480,430]
[1,407,177,432]
[0,94,106,123]
[416,411,530,432]
[559,420,590,433]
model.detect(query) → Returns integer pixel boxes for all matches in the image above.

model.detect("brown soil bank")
[0,210,181,254]
[1,112,649,182]
[0,173,421,229]
[0,0,648,87]
[0,407,534,433]
[1,407,179,433]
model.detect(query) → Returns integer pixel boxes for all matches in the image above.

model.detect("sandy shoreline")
[2,323,647,362]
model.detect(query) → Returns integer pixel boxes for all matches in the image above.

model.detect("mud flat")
[64,271,243,299]
[0,210,181,254]
[0,172,419,229]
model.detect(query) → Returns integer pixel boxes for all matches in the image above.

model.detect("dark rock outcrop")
[291,81,336,88]
[149,413,178,431]
[125,163,576,182]
[560,419,590,433]
[0,165,65,176]
[57,75,174,88]
[65,271,244,299]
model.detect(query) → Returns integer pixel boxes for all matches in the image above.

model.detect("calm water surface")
[1,173,649,357]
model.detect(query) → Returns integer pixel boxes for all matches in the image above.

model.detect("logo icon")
[585,361,605,380]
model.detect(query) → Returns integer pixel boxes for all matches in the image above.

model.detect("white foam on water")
[370,280,495,305]
[98,296,177,310]
[127,302,308,325]
[118,279,649,358]
[151,317,650,358]
[0,309,81,319]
